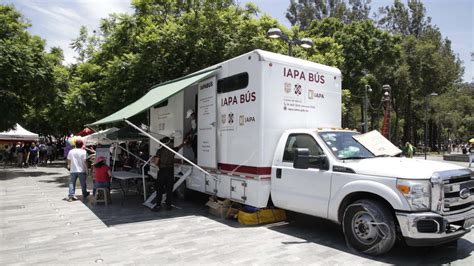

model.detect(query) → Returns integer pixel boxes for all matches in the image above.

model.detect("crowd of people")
[0,138,65,167]
[66,137,151,202]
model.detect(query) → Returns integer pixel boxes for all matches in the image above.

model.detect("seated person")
[93,156,112,195]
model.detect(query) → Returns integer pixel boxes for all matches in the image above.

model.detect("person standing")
[404,142,414,158]
[151,137,186,211]
[67,139,89,201]
[38,143,47,165]
[16,142,24,167]
[27,142,39,168]
[185,109,197,159]
[46,142,54,164]
[9,144,16,165]
[469,142,474,168]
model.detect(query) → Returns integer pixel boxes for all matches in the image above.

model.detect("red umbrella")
[76,127,94,136]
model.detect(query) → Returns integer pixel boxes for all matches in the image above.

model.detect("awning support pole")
[116,144,146,164]
[141,156,154,201]
[124,120,217,181]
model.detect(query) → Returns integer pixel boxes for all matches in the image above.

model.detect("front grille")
[447,175,471,183]
[442,173,474,215]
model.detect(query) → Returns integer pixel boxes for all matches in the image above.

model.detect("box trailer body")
[150,49,341,207]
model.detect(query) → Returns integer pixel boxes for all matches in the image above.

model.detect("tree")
[430,85,474,143]
[286,0,372,29]
[305,18,401,130]
[377,0,430,37]
[0,5,61,132]
[66,0,291,129]
[377,0,464,146]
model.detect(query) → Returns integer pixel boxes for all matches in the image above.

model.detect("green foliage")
[66,0,294,127]
[288,0,469,144]
[1,0,470,144]
[377,0,430,37]
[341,89,351,115]
[0,4,61,133]
[430,85,474,141]
[0,90,23,130]
[286,0,372,29]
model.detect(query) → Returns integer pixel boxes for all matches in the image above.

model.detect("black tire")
[342,199,396,255]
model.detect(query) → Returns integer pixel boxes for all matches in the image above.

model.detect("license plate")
[464,217,474,229]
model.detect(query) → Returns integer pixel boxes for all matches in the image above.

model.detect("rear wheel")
[342,199,396,255]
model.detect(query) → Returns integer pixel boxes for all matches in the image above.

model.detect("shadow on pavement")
[82,189,472,264]
[0,170,58,181]
[38,174,70,188]
[84,189,244,229]
[267,211,473,264]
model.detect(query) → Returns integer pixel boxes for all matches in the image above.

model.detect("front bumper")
[396,208,474,246]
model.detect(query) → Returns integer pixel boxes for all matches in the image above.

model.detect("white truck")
[147,50,473,255]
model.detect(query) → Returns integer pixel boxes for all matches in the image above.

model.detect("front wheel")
[342,199,396,255]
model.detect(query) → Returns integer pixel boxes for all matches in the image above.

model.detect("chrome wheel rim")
[351,210,378,245]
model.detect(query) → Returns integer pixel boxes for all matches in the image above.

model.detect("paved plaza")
[0,156,472,265]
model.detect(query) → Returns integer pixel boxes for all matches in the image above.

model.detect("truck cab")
[271,128,473,255]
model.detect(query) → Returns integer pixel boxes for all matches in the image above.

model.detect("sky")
[2,0,473,82]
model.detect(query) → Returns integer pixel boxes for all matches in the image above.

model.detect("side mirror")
[316,155,330,171]
[293,148,309,169]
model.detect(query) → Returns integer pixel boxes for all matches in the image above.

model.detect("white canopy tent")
[0,124,39,142]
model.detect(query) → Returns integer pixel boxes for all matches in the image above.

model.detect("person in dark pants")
[185,109,197,160]
[151,137,186,211]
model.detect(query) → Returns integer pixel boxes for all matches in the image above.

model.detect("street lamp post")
[266,28,313,56]
[381,85,392,139]
[424,92,438,160]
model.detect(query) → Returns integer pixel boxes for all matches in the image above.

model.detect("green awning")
[89,68,218,126]
[106,126,147,140]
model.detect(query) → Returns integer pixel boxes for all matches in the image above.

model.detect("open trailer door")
[197,76,217,169]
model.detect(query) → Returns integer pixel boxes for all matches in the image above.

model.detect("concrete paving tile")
[1,166,473,265]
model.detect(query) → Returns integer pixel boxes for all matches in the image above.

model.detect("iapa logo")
[228,113,234,124]
[239,115,256,126]
[294,83,302,95]
[308,89,325,99]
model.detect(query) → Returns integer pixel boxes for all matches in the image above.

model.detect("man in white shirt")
[67,139,89,201]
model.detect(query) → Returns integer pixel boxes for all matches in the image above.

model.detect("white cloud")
[2,0,133,64]
[79,0,131,20]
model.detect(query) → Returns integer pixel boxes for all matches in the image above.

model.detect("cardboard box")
[206,197,231,218]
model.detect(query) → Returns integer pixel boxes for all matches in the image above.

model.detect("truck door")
[197,76,217,169]
[271,133,332,218]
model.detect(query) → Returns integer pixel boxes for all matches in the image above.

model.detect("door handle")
[276,168,282,179]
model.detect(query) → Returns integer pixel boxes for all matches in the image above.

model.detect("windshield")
[319,131,374,160]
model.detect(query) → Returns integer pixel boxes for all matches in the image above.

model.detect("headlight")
[397,179,431,211]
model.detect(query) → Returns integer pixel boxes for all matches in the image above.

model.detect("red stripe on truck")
[218,163,272,175]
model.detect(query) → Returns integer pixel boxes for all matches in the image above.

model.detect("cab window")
[283,134,325,168]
